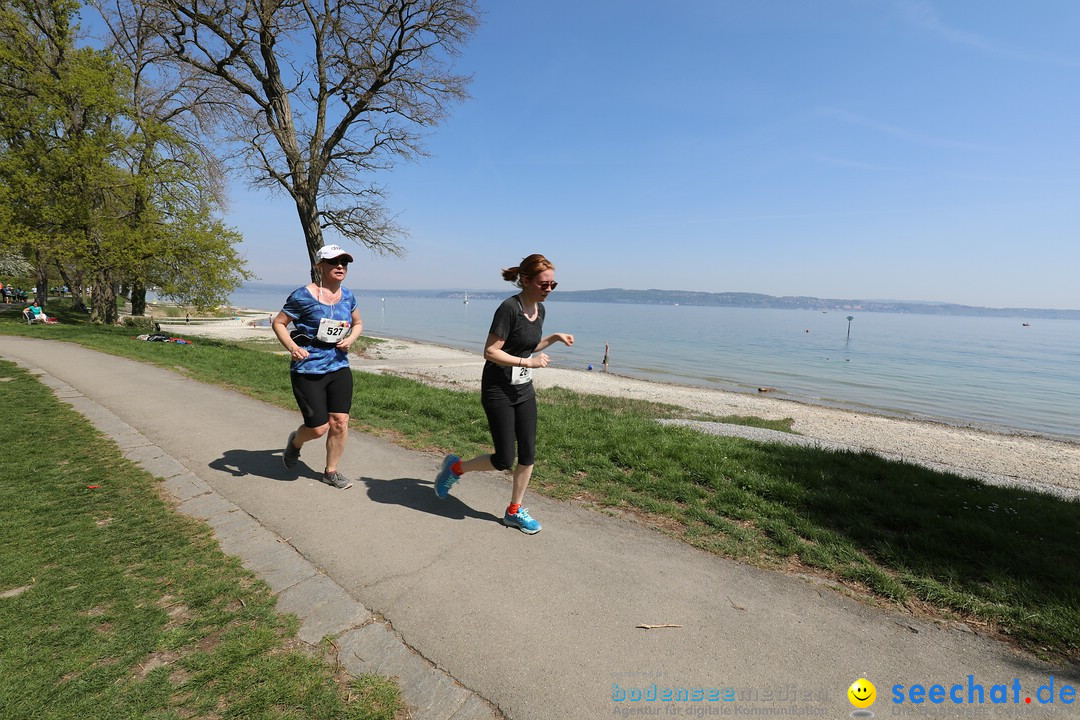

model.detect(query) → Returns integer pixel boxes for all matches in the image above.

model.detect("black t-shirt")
[481,295,545,407]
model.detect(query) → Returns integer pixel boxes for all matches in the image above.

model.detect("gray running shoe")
[321,470,353,490]
[283,430,301,468]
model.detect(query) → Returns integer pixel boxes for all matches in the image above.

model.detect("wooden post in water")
[846,315,854,340]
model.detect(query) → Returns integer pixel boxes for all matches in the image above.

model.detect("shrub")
[120,315,157,330]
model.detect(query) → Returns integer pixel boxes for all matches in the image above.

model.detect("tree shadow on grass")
[360,475,502,525]
[732,440,1080,666]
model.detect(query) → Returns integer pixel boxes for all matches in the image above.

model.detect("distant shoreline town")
[241,284,1079,320]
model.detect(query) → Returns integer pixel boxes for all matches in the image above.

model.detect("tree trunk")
[34,250,49,307]
[296,192,325,283]
[57,264,88,312]
[90,268,117,324]
[131,279,146,316]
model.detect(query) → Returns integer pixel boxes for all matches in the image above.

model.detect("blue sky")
[223,1,1079,309]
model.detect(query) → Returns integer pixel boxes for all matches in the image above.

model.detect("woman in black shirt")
[434,253,574,534]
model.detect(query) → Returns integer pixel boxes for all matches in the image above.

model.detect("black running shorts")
[290,367,353,427]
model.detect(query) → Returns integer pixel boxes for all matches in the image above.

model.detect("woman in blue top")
[272,244,364,489]
[433,253,574,534]
[24,299,46,323]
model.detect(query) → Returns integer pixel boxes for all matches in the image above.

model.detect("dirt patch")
[133,650,182,679]
[0,584,33,599]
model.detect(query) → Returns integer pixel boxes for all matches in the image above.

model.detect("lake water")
[231,288,1080,441]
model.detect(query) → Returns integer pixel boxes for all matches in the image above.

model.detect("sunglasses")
[322,258,350,267]
[538,281,558,290]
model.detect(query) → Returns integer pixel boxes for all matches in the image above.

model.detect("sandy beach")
[161,316,1080,500]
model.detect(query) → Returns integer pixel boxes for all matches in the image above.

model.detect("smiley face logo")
[848,678,876,708]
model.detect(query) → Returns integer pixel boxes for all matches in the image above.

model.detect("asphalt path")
[2,335,1076,720]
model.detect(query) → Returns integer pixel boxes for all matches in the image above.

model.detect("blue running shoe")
[503,507,541,534]
[434,454,461,498]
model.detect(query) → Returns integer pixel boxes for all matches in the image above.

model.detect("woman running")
[434,253,574,534]
[272,244,363,489]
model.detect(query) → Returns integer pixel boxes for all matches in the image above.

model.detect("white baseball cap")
[314,244,354,263]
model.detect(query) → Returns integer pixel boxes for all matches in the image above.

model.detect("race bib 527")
[316,318,350,343]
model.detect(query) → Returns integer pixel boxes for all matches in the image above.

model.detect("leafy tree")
[1,0,253,320]
[143,0,479,277]
[95,0,244,314]
[146,210,251,308]
[0,0,70,304]
[0,0,129,320]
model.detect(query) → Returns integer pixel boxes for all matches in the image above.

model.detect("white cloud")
[893,0,1080,67]
[816,107,986,151]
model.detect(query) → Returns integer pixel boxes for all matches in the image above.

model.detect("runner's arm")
[336,305,363,350]
[484,333,548,368]
[272,311,309,360]
[534,333,574,352]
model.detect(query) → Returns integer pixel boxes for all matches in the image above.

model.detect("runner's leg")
[323,368,354,474]
[510,396,538,504]
[324,412,349,473]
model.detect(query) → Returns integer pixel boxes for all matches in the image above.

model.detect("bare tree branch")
[134,0,477,268]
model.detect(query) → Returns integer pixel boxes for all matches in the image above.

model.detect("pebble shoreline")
[162,318,1080,500]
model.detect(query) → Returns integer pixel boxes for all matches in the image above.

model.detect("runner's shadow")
[209,448,322,483]
[361,476,502,524]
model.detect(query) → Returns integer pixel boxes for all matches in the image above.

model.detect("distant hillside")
[550,288,1079,319]
[240,284,1078,319]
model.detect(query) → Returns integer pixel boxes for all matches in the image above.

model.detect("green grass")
[3,304,1079,664]
[0,358,403,720]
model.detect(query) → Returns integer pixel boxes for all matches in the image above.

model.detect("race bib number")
[510,361,532,386]
[316,318,350,344]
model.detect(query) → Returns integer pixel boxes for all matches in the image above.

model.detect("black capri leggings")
[483,396,537,471]
[290,367,353,428]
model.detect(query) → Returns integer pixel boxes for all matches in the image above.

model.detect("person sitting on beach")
[23,300,47,323]
[433,253,574,534]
